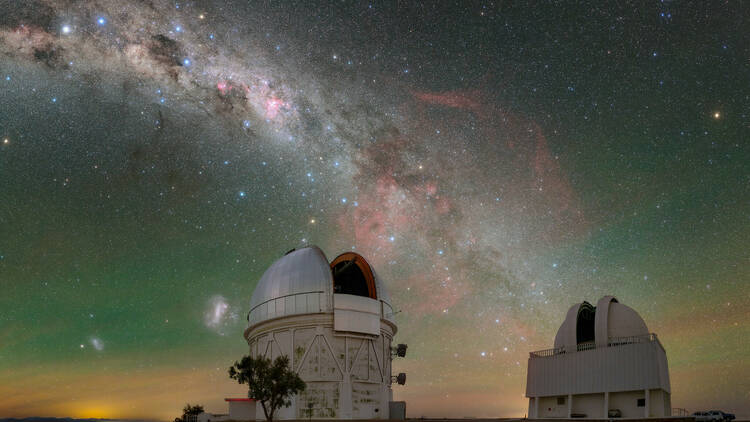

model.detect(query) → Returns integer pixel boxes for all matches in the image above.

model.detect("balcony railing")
[529,333,662,358]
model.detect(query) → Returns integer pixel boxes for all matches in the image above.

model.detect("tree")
[228,355,305,422]
[174,403,204,422]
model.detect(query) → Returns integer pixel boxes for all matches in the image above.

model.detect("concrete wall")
[247,313,395,419]
[527,341,670,397]
[608,390,645,418]
[530,389,670,419]
[648,389,671,417]
[538,396,568,418]
[572,393,604,418]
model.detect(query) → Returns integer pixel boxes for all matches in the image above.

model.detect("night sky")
[1,0,748,420]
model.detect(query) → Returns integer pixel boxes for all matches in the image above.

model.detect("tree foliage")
[228,354,306,422]
[174,403,204,422]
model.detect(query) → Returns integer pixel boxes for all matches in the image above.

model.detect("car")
[693,412,710,422]
[607,409,622,418]
[694,411,734,422]
[709,410,736,421]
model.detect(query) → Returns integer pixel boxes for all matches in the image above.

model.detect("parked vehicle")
[710,410,736,421]
[693,410,735,422]
[723,412,736,421]
[607,409,622,418]
[693,412,710,422]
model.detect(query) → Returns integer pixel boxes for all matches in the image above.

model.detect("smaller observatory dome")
[248,246,394,327]
[554,296,649,351]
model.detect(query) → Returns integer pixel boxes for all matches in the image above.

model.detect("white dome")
[606,301,649,338]
[248,246,333,325]
[553,302,584,350]
[248,246,394,327]
[553,296,649,351]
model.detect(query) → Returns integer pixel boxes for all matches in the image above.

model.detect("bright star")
[183,58,191,66]
[713,111,721,119]
[61,25,71,34]
[97,17,106,25]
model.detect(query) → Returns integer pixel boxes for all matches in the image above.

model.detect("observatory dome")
[553,296,649,350]
[248,246,394,327]
[244,246,402,420]
[527,296,670,419]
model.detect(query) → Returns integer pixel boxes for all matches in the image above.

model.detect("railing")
[248,291,395,326]
[529,333,662,358]
[529,346,564,358]
[607,333,658,346]
[577,341,596,351]
[672,408,690,417]
[247,291,325,324]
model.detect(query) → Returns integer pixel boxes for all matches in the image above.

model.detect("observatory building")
[526,296,670,419]
[244,246,405,420]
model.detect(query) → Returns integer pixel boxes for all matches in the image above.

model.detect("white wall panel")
[526,341,669,397]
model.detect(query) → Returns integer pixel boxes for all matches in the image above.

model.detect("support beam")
[604,392,609,418]
[567,394,572,418]
[645,389,650,418]
[534,397,539,419]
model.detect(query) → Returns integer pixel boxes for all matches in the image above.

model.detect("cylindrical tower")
[244,246,398,419]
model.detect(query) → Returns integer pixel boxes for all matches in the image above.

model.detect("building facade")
[526,296,671,419]
[245,246,399,419]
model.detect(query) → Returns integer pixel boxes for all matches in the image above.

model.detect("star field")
[0,0,748,420]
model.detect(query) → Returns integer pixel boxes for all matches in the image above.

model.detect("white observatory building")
[526,296,671,419]
[244,246,405,420]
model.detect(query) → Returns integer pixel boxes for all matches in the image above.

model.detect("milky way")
[1,1,748,419]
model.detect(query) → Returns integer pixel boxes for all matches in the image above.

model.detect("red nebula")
[265,97,284,119]
[411,86,584,240]
[412,89,487,119]
[216,80,231,95]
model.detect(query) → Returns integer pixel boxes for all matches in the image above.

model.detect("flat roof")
[224,398,256,402]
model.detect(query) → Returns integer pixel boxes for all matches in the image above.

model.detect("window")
[576,302,596,344]
[637,398,645,407]
[557,397,566,405]
[331,252,378,299]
